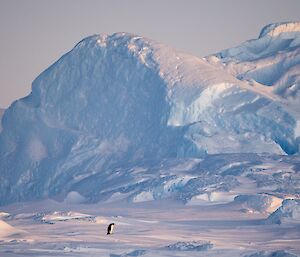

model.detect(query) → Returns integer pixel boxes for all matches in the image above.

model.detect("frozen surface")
[0,154,300,256]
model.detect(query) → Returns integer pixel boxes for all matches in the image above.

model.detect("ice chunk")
[166,241,213,251]
[64,191,86,204]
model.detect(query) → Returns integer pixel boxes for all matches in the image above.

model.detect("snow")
[0,220,25,239]
[188,191,237,205]
[41,211,95,223]
[64,191,86,204]
[0,198,299,256]
[0,211,10,219]
[234,194,283,213]
[127,175,193,203]
[132,191,154,203]
[212,22,300,119]
[0,21,300,256]
[259,22,300,38]
[266,199,300,225]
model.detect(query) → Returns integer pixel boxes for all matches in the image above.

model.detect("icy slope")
[0,24,299,205]
[0,220,25,240]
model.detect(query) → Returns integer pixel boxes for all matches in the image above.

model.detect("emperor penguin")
[107,223,115,235]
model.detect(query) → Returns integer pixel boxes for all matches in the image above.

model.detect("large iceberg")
[0,23,299,205]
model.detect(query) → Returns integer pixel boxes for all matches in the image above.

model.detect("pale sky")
[0,0,300,108]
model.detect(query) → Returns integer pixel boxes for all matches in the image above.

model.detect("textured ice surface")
[166,241,213,251]
[40,211,95,223]
[211,22,300,112]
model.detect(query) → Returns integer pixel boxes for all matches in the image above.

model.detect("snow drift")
[0,22,300,205]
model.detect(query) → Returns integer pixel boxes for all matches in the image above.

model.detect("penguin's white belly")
[110,225,114,233]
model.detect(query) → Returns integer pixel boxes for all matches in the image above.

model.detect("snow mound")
[39,211,95,223]
[0,220,25,239]
[266,199,300,225]
[0,211,10,219]
[64,191,86,204]
[166,240,213,251]
[234,194,283,213]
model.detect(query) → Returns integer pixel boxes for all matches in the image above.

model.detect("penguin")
[107,223,115,235]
